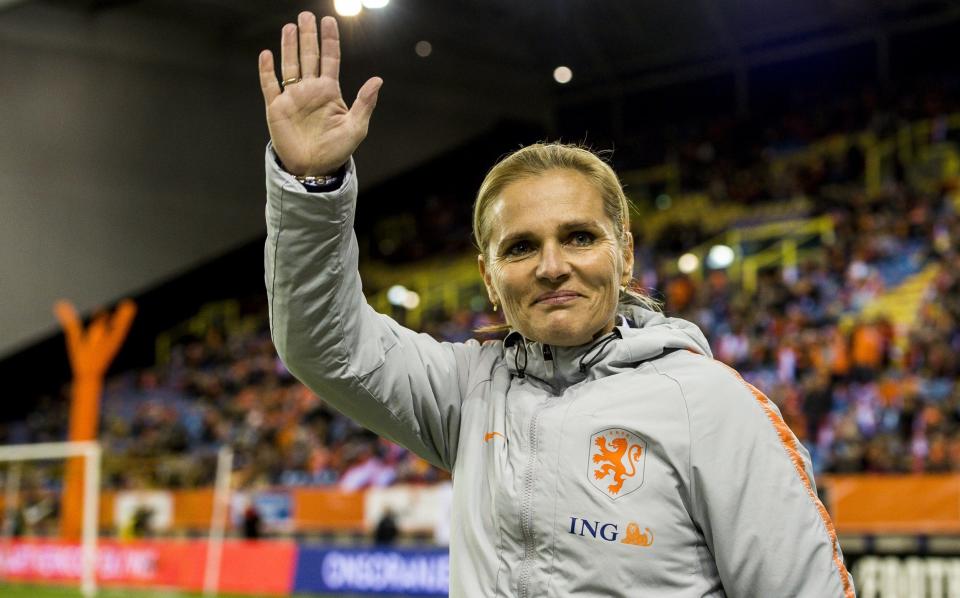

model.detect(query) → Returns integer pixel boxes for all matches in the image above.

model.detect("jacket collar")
[502,303,712,392]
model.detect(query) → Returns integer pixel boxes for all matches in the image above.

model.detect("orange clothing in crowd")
[852,324,885,369]
[823,329,850,376]
[666,276,695,312]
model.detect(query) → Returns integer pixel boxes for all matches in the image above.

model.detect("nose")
[535,241,571,282]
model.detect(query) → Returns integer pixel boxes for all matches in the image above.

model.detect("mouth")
[533,290,581,305]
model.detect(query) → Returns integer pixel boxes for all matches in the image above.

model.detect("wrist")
[272,150,346,191]
[294,163,347,193]
[295,172,341,186]
[272,151,342,178]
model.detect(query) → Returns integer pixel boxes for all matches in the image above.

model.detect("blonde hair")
[472,142,660,334]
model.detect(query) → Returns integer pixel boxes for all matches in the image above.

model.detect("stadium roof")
[27,0,959,88]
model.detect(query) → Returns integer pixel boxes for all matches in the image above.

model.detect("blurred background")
[3,0,960,596]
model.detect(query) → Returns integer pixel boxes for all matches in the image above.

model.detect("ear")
[621,231,635,286]
[477,253,498,305]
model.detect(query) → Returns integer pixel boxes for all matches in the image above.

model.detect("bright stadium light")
[387,285,408,306]
[553,66,573,84]
[402,291,421,310]
[706,245,735,269]
[335,0,363,17]
[362,0,390,7]
[678,253,699,274]
[415,40,433,57]
[387,285,420,310]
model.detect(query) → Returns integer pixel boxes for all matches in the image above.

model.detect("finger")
[280,23,300,82]
[298,11,319,78]
[319,16,340,82]
[258,50,281,104]
[349,76,383,131]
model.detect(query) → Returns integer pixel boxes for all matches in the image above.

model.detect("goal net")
[0,441,101,598]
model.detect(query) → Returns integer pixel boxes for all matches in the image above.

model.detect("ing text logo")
[568,517,654,547]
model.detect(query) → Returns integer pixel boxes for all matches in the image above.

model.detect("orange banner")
[292,488,365,532]
[1,487,365,534]
[822,474,960,534]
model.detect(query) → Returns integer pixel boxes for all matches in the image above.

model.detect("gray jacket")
[264,150,856,597]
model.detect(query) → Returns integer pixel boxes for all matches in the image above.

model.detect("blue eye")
[570,231,595,245]
[506,241,532,256]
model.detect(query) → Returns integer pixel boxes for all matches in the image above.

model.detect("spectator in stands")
[373,509,398,546]
[242,504,263,540]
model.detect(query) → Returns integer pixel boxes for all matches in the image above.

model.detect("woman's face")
[478,169,633,347]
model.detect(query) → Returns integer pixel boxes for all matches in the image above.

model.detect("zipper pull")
[543,345,554,378]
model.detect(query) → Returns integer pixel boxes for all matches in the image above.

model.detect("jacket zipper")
[518,344,554,597]
[517,397,546,598]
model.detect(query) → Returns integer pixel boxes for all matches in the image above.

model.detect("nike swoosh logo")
[484,432,505,442]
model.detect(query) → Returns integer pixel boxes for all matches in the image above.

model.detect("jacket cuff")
[266,142,354,194]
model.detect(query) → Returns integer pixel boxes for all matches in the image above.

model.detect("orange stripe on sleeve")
[718,361,855,598]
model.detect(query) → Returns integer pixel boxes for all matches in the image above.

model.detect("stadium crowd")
[3,83,960,495]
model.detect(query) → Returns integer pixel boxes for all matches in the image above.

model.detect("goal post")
[203,445,234,597]
[0,440,102,598]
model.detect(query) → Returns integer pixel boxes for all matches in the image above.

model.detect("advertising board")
[294,545,449,596]
[852,555,960,598]
[0,539,296,595]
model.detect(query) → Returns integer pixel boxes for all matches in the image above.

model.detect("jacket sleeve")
[263,145,473,471]
[679,357,856,598]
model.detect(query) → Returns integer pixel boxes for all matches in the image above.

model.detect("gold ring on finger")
[281,76,302,89]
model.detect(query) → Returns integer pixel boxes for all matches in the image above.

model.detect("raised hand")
[259,12,382,176]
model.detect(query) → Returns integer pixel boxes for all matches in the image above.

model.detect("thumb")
[350,76,383,132]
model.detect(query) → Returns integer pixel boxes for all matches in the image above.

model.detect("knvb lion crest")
[589,428,646,500]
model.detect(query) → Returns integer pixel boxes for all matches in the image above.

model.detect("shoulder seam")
[648,358,695,528]
[462,348,507,399]
[648,356,713,581]
[268,184,285,336]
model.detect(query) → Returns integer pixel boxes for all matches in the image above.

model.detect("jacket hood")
[503,302,712,392]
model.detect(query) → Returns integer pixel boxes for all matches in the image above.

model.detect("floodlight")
[553,66,573,84]
[415,41,433,57]
[403,291,421,310]
[387,285,408,306]
[706,245,735,269]
[334,0,362,17]
[678,253,699,274]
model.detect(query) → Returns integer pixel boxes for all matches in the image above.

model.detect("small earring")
[492,302,498,312]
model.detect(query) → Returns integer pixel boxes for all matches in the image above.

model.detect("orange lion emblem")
[589,429,646,499]
[621,523,654,546]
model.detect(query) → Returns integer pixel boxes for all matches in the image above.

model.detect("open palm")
[258,13,382,177]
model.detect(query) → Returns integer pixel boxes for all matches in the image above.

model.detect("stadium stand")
[4,83,960,521]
